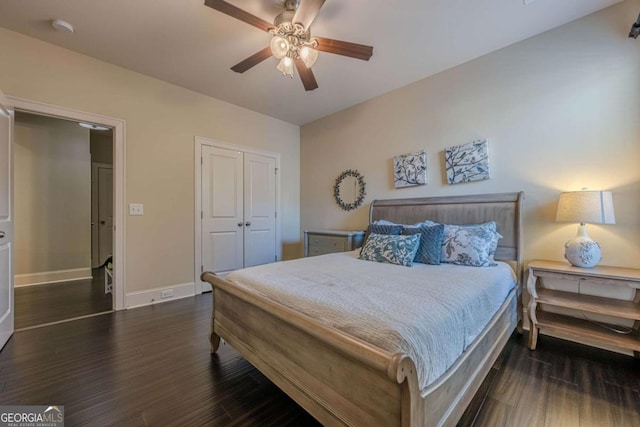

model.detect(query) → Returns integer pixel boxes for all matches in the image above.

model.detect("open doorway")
[13,112,113,329]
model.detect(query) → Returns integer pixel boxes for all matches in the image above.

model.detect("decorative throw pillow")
[441,225,502,267]
[360,224,404,253]
[359,233,420,267]
[401,224,445,265]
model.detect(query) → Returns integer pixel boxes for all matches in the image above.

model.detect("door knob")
[100,220,106,225]
[0,231,4,238]
[245,222,251,227]
[237,222,243,227]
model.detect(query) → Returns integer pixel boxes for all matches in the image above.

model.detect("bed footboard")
[201,272,517,427]
[202,272,407,426]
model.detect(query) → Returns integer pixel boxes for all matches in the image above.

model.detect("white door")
[201,146,244,291]
[0,92,14,349]
[243,153,276,268]
[98,167,113,265]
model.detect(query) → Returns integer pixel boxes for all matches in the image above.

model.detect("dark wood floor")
[1,294,638,426]
[462,327,640,427]
[14,268,113,329]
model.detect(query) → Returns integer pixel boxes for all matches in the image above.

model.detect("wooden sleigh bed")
[201,192,524,427]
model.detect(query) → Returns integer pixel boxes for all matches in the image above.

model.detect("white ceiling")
[0,0,622,125]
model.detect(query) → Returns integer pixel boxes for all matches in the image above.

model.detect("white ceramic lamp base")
[564,224,601,268]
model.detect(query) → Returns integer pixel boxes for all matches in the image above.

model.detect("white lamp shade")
[556,191,615,225]
[299,46,318,68]
[270,36,289,59]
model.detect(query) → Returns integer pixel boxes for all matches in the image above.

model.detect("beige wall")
[301,1,640,269]
[14,113,91,275]
[0,27,300,295]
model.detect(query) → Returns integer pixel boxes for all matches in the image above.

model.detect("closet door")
[201,146,244,281]
[243,153,276,268]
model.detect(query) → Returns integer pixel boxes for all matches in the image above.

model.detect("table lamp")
[555,190,615,268]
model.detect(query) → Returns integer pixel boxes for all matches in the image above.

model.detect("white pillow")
[441,224,501,267]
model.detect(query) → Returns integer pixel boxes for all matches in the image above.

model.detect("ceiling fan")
[204,0,374,91]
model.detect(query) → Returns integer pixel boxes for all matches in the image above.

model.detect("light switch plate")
[129,203,144,216]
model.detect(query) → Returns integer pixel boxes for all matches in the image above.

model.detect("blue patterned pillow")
[423,221,501,266]
[441,225,502,267]
[402,224,445,265]
[360,224,404,254]
[359,233,420,267]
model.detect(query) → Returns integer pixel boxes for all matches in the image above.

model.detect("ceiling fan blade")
[294,59,319,91]
[231,47,272,73]
[204,0,273,32]
[315,37,373,61]
[293,0,326,30]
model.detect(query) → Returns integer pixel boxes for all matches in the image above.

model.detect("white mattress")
[227,250,516,390]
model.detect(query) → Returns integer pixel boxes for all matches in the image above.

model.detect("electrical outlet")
[161,289,174,299]
[129,203,144,216]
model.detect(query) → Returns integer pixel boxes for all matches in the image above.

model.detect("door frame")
[194,136,281,295]
[10,96,126,310]
[0,91,14,348]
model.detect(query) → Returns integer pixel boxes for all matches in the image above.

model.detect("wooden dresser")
[304,230,365,257]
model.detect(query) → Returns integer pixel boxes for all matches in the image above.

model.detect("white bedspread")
[226,250,516,390]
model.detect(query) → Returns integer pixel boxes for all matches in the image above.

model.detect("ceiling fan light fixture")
[300,45,318,68]
[277,56,294,77]
[205,0,373,91]
[270,36,290,59]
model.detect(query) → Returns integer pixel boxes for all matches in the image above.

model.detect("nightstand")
[304,230,365,257]
[527,260,640,356]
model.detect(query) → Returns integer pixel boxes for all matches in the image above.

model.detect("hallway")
[14,268,113,329]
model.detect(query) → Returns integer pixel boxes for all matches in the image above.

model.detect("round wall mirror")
[333,169,366,211]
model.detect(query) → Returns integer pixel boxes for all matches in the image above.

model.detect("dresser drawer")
[304,230,365,257]
[307,235,347,252]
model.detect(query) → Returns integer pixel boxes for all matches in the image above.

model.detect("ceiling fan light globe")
[300,46,318,68]
[277,57,295,77]
[270,36,290,59]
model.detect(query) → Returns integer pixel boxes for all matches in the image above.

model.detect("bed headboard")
[369,192,524,268]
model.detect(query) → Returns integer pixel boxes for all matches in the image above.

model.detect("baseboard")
[14,268,93,287]
[125,282,195,309]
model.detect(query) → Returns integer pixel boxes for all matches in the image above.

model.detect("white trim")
[194,138,203,294]
[8,96,126,311]
[125,282,195,309]
[14,268,92,287]
[194,136,282,295]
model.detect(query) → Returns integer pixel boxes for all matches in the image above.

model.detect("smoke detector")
[51,19,74,33]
